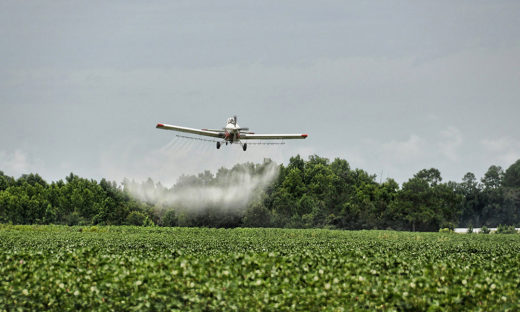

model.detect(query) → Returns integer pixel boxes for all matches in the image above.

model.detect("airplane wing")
[156,123,223,138]
[241,133,308,140]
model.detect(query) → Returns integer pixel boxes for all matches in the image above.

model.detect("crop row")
[1,225,519,311]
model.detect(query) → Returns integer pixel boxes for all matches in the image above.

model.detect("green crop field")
[1,225,519,311]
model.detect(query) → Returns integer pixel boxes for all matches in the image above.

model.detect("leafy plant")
[1,225,519,310]
[496,224,517,234]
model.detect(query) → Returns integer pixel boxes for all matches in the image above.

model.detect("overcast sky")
[1,0,519,185]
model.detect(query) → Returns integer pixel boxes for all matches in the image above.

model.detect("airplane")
[156,116,308,151]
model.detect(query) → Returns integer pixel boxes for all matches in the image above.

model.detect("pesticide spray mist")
[124,159,280,226]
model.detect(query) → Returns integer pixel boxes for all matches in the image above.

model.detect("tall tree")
[481,165,504,190]
[393,169,461,231]
[458,172,484,226]
[503,159,520,188]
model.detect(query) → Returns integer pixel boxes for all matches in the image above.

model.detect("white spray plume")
[125,160,280,216]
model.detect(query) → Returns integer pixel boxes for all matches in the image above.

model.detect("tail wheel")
[216,142,221,149]
[242,143,247,151]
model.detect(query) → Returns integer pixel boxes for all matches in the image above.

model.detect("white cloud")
[353,127,465,183]
[0,150,43,177]
[481,137,520,167]
[381,134,426,163]
[437,126,463,161]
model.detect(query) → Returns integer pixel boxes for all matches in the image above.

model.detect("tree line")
[1,156,520,231]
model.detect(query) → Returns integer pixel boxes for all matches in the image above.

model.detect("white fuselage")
[224,122,240,142]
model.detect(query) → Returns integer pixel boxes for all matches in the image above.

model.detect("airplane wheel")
[216,142,221,149]
[243,143,247,151]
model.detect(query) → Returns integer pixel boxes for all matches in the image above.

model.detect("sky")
[1,0,519,186]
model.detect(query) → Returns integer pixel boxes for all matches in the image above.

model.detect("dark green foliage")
[125,211,152,226]
[458,172,483,228]
[0,171,15,191]
[481,165,504,189]
[480,225,490,234]
[387,169,462,231]
[160,209,178,227]
[242,201,272,228]
[456,164,520,228]
[2,156,520,230]
[0,172,150,227]
[503,159,520,188]
[496,224,517,234]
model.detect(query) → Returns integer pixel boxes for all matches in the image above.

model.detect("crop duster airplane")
[156,116,308,151]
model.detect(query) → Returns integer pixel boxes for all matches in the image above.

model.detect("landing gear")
[242,143,247,151]
[216,142,221,149]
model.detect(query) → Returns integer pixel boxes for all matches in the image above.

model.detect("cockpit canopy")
[227,117,236,125]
